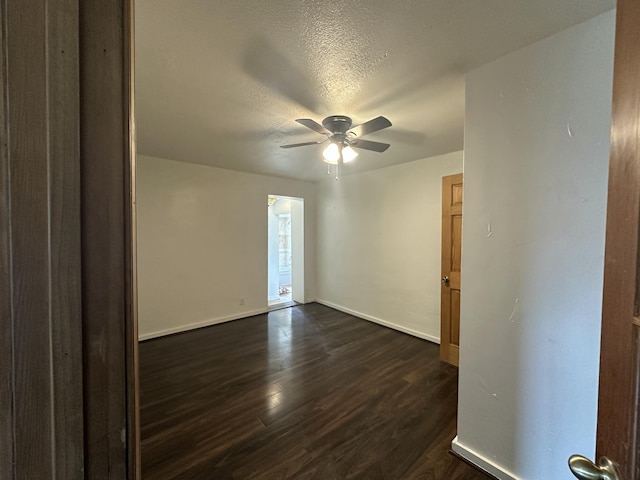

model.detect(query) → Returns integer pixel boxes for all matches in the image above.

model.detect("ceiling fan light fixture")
[323,142,341,164]
[281,115,392,172]
[342,145,358,163]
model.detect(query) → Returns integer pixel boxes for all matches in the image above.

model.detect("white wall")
[316,151,463,342]
[455,11,615,480]
[136,155,316,339]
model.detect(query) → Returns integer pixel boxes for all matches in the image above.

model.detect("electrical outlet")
[239,298,245,306]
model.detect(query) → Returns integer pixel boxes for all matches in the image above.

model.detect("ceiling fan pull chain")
[327,164,331,175]
[335,162,339,180]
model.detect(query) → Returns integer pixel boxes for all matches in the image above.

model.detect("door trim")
[79,0,139,477]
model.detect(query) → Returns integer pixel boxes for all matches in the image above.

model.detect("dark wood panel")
[8,1,54,476]
[0,0,13,474]
[2,1,85,477]
[0,1,136,478]
[597,0,640,477]
[79,0,136,477]
[47,1,85,476]
[140,304,490,480]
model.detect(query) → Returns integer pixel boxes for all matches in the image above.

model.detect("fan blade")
[351,138,390,152]
[280,140,326,149]
[296,118,332,135]
[350,116,392,137]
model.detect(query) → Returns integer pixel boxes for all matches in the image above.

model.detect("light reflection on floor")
[265,308,293,415]
[265,382,285,410]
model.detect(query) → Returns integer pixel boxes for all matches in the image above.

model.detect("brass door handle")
[441,276,449,285]
[568,455,621,480]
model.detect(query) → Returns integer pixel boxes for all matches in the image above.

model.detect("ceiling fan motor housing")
[322,115,353,134]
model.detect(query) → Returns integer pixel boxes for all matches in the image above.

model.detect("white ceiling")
[135,0,614,182]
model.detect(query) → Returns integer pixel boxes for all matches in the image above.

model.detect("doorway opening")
[267,195,305,308]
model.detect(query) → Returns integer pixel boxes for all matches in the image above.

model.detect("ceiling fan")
[280,115,392,166]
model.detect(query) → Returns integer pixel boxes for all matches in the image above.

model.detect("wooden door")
[440,173,463,366]
[570,1,640,478]
[595,0,640,476]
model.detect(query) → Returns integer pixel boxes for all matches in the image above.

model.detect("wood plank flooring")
[140,303,491,479]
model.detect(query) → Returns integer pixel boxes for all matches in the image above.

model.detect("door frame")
[81,0,139,476]
[80,1,139,476]
[267,195,305,306]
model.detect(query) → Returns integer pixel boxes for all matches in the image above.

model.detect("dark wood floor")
[140,303,491,479]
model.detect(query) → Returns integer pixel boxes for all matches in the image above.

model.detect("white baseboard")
[139,300,439,344]
[314,299,440,344]
[139,307,269,341]
[451,436,519,480]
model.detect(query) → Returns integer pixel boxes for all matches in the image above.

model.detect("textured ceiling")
[135,0,615,182]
